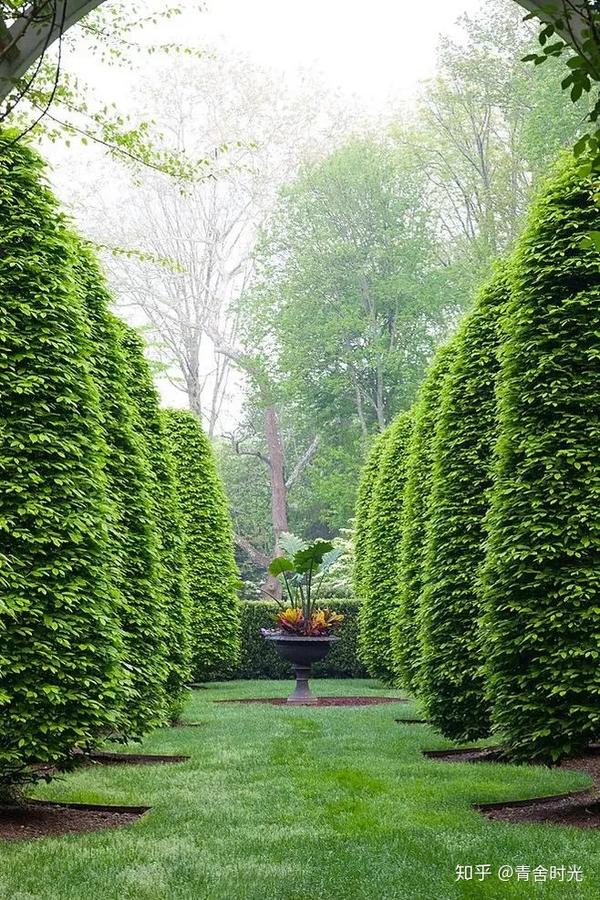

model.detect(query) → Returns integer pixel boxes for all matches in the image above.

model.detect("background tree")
[98,56,352,434]
[240,137,460,537]
[404,0,591,292]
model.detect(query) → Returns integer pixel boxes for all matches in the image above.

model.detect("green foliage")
[392,343,455,692]
[75,252,171,737]
[240,137,460,539]
[0,133,124,788]
[267,533,342,633]
[115,324,192,724]
[234,599,367,680]
[352,432,389,601]
[1,3,217,180]
[524,5,600,170]
[358,411,413,683]
[412,0,591,291]
[482,157,600,762]
[419,269,509,741]
[320,527,354,596]
[164,409,241,682]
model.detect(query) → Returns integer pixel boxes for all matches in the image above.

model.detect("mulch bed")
[424,744,600,829]
[169,721,204,728]
[84,751,189,766]
[216,696,408,707]
[0,800,150,842]
[396,718,431,725]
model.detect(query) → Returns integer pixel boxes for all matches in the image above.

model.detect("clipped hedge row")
[352,432,389,601]
[358,411,413,683]
[392,343,455,692]
[0,135,235,788]
[0,133,126,790]
[76,249,170,738]
[482,158,600,762]
[234,599,366,679]
[116,324,192,724]
[419,269,508,741]
[353,154,600,763]
[164,409,241,682]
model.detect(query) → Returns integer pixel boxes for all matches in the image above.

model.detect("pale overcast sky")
[179,0,483,107]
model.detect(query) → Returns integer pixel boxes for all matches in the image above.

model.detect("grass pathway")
[0,680,597,899]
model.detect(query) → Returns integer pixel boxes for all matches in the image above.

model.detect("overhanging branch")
[0,1,108,102]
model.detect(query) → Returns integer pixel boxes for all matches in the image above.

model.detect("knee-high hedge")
[358,411,413,682]
[352,431,389,601]
[419,270,509,741]
[482,158,600,762]
[392,344,455,691]
[164,409,240,681]
[115,323,192,724]
[0,134,125,790]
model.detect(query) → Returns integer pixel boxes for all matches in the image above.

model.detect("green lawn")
[0,680,597,899]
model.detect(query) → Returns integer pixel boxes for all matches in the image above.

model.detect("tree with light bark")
[402,0,592,290]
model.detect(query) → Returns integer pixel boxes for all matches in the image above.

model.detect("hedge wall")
[419,269,509,741]
[352,431,389,600]
[76,253,170,736]
[116,324,192,724]
[0,134,125,789]
[235,599,366,679]
[358,411,413,683]
[482,158,600,762]
[392,343,455,692]
[164,409,241,682]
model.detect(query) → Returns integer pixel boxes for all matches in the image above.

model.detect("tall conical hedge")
[358,411,413,682]
[75,255,172,735]
[482,158,600,763]
[419,269,509,741]
[352,431,389,601]
[392,343,455,692]
[164,409,240,682]
[0,134,124,790]
[115,325,192,721]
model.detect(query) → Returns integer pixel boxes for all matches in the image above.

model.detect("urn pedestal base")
[264,634,339,706]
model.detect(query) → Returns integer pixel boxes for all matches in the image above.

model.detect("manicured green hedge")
[392,343,455,691]
[0,134,125,790]
[419,269,509,741]
[352,431,389,601]
[358,411,413,683]
[77,253,171,737]
[164,409,241,682]
[116,324,192,724]
[235,599,366,679]
[482,158,600,762]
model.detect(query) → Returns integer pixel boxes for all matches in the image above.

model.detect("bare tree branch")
[285,435,320,490]
[234,534,270,569]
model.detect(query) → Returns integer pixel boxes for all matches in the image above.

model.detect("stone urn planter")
[264,633,339,705]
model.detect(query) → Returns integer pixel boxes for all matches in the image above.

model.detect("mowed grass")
[0,679,597,900]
